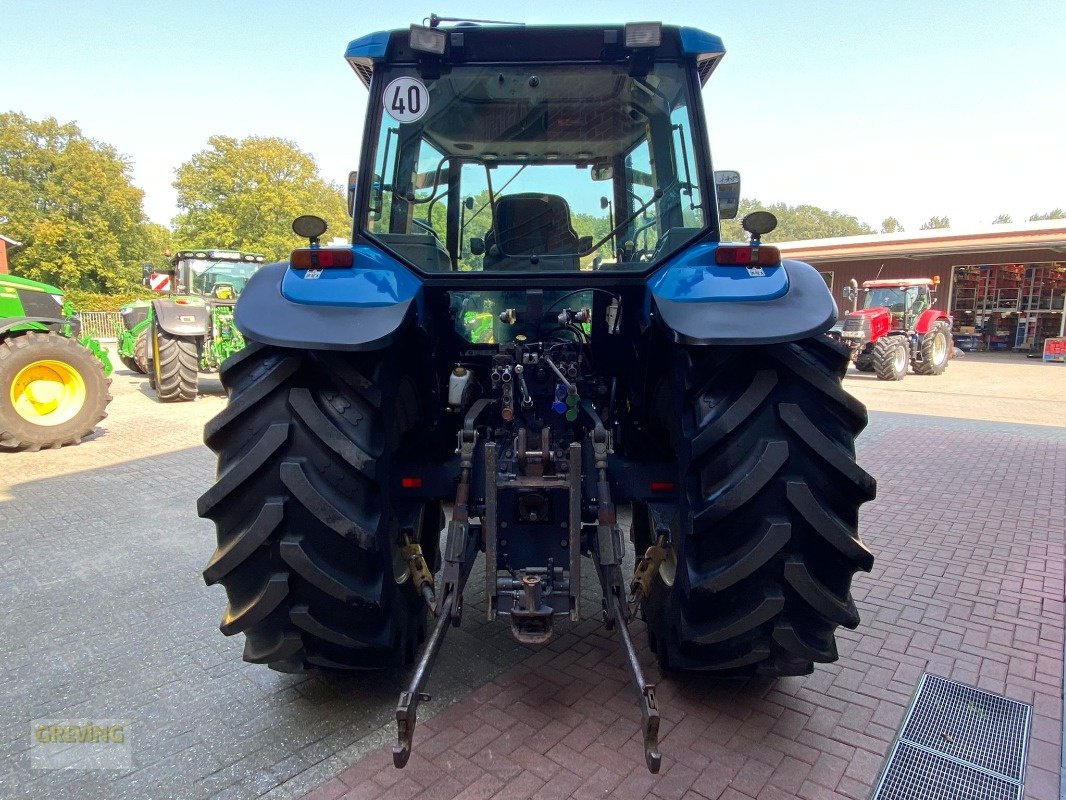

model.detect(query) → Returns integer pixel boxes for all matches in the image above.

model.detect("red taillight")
[401,477,423,489]
[715,245,781,267]
[649,481,676,493]
[290,248,354,269]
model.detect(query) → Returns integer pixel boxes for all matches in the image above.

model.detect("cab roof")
[863,278,935,288]
[345,23,725,88]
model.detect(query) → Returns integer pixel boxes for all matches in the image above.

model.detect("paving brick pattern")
[0,380,1062,799]
[296,413,1065,800]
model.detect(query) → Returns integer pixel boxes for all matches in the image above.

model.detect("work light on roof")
[409,25,447,55]
[625,22,662,48]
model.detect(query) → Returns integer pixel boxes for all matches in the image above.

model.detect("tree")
[720,199,873,242]
[0,112,165,291]
[881,217,904,234]
[992,214,1012,224]
[920,216,950,230]
[1029,209,1065,221]
[173,136,349,261]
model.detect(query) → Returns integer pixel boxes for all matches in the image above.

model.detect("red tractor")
[837,277,952,380]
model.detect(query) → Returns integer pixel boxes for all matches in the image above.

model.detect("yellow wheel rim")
[10,360,87,426]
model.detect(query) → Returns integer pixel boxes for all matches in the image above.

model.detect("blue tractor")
[199,18,876,772]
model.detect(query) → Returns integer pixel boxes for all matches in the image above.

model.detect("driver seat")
[483,193,580,271]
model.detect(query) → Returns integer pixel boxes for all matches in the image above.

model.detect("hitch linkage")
[393,414,484,768]
[588,417,662,773]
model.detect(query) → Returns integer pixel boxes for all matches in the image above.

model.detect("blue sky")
[2,0,1064,231]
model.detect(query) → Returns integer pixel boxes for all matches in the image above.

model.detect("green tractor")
[145,249,266,402]
[0,274,112,450]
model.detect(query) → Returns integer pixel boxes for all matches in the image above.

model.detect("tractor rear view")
[145,249,266,401]
[0,274,112,450]
[839,278,952,380]
[198,19,876,772]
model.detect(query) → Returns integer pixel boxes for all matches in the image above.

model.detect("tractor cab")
[168,250,266,303]
[858,278,937,332]
[344,21,739,284]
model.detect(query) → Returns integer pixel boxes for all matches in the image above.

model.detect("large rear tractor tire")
[0,332,112,451]
[872,336,908,381]
[642,336,875,676]
[152,323,199,402]
[912,321,951,375]
[198,341,440,672]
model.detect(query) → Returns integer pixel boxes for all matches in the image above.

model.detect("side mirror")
[599,196,611,210]
[347,171,358,216]
[464,196,475,210]
[469,237,485,256]
[714,170,741,220]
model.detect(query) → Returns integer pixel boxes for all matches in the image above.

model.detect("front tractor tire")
[912,321,951,376]
[872,336,908,381]
[0,332,112,451]
[197,342,439,672]
[152,324,198,402]
[642,336,875,676]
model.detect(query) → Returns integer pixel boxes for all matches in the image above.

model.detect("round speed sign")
[383,77,430,124]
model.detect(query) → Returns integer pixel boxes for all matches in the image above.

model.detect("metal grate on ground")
[872,673,1032,800]
[875,742,1020,800]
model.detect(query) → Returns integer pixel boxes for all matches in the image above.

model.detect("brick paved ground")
[295,414,1065,800]
[1,356,1063,800]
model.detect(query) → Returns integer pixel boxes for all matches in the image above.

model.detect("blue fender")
[647,243,837,346]
[234,246,423,351]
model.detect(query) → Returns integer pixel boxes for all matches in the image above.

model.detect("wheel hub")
[932,332,947,363]
[10,360,87,426]
[894,344,908,372]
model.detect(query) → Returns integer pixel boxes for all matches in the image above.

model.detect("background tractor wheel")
[913,321,951,375]
[642,336,875,676]
[152,323,198,402]
[854,353,874,372]
[0,332,111,451]
[872,336,908,381]
[198,341,440,672]
[133,330,149,374]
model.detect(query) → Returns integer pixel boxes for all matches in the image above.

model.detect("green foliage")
[0,112,168,292]
[992,213,1012,224]
[173,135,349,261]
[1029,208,1065,221]
[66,288,154,312]
[881,217,904,233]
[720,199,873,242]
[920,216,950,230]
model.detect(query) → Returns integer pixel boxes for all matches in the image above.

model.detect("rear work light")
[715,244,781,267]
[290,248,354,269]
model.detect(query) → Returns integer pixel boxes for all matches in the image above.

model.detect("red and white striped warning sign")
[149,273,171,292]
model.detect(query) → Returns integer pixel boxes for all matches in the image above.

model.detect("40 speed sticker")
[383,77,429,123]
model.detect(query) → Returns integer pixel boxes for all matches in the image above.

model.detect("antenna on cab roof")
[426,13,525,27]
